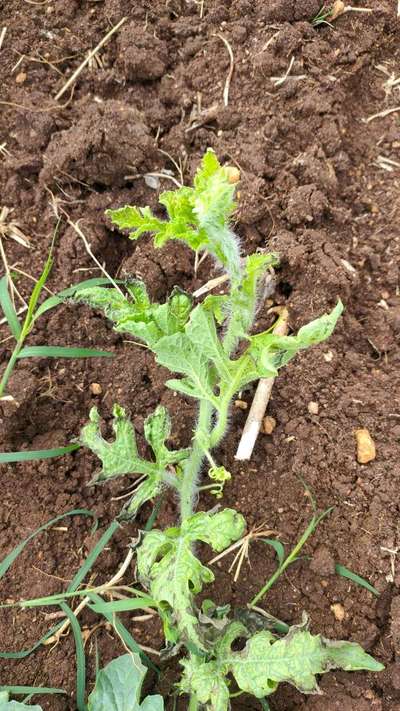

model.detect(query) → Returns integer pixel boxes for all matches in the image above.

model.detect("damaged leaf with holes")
[79,404,189,518]
[179,617,384,710]
[137,509,245,649]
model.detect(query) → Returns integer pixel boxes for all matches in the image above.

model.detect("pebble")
[262,416,277,434]
[15,72,27,84]
[307,401,319,415]
[90,382,102,395]
[330,602,345,621]
[234,399,247,410]
[355,428,376,464]
[323,350,334,362]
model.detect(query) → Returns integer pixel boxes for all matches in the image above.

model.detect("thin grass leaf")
[0,509,96,581]
[68,520,120,592]
[0,687,65,697]
[261,539,285,568]
[0,623,65,660]
[89,597,156,614]
[0,275,21,339]
[335,563,379,597]
[0,509,97,660]
[88,593,159,674]
[7,586,148,610]
[22,251,53,337]
[0,444,79,464]
[17,346,113,359]
[59,602,87,711]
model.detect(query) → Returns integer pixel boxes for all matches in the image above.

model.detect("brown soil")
[0,1,400,709]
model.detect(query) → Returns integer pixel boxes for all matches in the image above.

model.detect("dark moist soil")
[0,1,400,709]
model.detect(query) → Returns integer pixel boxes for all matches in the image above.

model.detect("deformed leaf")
[179,618,384,710]
[230,301,344,392]
[106,205,165,242]
[137,510,246,649]
[80,405,154,483]
[80,404,187,518]
[87,653,164,711]
[144,405,189,467]
[179,656,230,711]
[106,149,243,280]
[154,332,218,407]
[75,283,192,349]
[296,300,344,347]
[226,620,384,698]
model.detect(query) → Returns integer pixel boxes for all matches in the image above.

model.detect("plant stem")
[0,339,22,397]
[188,694,200,711]
[209,404,229,449]
[180,400,213,521]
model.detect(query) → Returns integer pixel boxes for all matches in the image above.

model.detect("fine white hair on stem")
[235,308,289,461]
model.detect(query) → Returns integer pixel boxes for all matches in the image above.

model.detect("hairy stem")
[188,693,200,711]
[180,400,213,521]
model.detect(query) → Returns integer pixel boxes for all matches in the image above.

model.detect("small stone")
[331,0,345,21]
[307,401,319,415]
[262,416,277,435]
[15,72,27,84]
[355,428,376,464]
[330,603,345,622]
[323,350,334,362]
[225,166,240,184]
[234,399,248,410]
[90,382,102,395]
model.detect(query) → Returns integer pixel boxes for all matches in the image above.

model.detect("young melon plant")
[69,151,383,709]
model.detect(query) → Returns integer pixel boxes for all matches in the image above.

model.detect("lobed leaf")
[137,510,246,649]
[106,149,242,280]
[80,405,152,482]
[87,654,164,711]
[179,618,383,709]
[75,283,192,349]
[80,405,187,518]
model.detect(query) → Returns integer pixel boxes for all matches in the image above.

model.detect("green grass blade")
[59,602,87,711]
[0,444,79,464]
[0,686,65,696]
[335,563,379,597]
[17,346,113,359]
[0,275,21,339]
[0,623,65,659]
[68,520,120,593]
[261,539,285,567]
[22,252,53,337]
[16,586,149,609]
[0,510,97,660]
[0,509,96,581]
[87,592,159,674]
[89,597,156,614]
